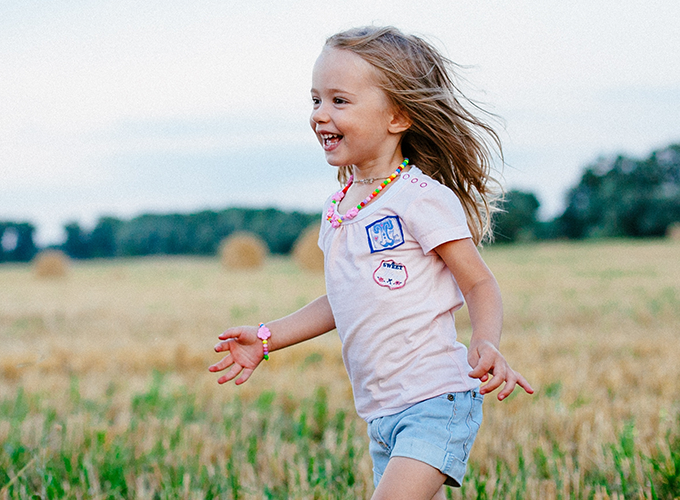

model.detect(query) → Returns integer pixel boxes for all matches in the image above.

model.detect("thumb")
[468,348,492,381]
[467,346,481,371]
[218,326,246,341]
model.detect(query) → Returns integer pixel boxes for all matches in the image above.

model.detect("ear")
[388,108,412,134]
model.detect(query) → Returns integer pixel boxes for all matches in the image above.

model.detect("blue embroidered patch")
[366,216,405,253]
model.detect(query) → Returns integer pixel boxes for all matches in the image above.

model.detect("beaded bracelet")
[257,323,271,360]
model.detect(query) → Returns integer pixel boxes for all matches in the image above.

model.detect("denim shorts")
[367,389,484,488]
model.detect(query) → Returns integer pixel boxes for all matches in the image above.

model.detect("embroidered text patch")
[373,259,408,290]
[366,216,405,253]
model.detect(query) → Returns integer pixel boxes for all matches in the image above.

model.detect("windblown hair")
[325,26,502,244]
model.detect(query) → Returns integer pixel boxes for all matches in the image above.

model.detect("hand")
[468,340,534,401]
[209,325,264,385]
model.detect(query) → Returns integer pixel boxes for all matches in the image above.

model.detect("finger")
[516,373,535,394]
[217,363,242,384]
[235,368,254,385]
[480,366,506,394]
[218,327,243,341]
[214,339,233,353]
[468,356,493,379]
[467,350,481,370]
[208,353,233,372]
[497,377,517,401]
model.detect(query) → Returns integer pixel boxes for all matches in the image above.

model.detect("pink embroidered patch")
[373,259,408,290]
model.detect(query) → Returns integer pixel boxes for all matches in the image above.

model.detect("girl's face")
[310,48,409,171]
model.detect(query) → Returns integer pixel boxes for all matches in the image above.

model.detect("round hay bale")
[668,222,680,241]
[293,223,324,272]
[33,249,69,278]
[219,232,268,270]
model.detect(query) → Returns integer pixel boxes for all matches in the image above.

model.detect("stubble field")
[1,240,679,499]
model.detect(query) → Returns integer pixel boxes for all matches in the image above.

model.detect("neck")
[352,156,407,182]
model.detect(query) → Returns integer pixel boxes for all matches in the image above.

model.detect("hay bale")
[667,222,680,241]
[33,249,69,278]
[219,232,268,269]
[293,223,324,272]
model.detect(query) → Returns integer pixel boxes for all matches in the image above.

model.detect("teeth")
[320,133,340,140]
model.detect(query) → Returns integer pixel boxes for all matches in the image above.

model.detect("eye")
[333,97,348,105]
[311,96,321,106]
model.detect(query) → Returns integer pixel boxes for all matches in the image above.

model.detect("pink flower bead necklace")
[327,158,409,228]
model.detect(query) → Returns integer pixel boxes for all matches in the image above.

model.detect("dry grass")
[0,255,341,407]
[1,239,679,497]
[467,240,680,496]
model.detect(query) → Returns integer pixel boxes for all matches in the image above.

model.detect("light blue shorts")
[367,389,484,488]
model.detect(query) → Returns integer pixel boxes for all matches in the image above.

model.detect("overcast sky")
[2,0,679,245]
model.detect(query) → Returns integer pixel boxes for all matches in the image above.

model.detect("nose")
[311,102,329,124]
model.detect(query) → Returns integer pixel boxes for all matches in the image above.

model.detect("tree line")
[1,143,679,262]
[493,143,680,243]
[61,208,319,259]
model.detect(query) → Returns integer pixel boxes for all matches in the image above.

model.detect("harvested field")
[1,240,679,499]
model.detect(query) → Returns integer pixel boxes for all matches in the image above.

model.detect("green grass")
[0,373,368,499]
[2,374,679,499]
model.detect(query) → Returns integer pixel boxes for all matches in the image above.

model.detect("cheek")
[309,118,325,145]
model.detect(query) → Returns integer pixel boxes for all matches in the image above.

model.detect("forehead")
[311,47,381,91]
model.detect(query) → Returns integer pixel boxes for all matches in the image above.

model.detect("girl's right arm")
[209,295,336,385]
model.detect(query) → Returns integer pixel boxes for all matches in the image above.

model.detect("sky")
[2,1,679,245]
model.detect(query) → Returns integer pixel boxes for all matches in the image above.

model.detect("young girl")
[210,26,533,500]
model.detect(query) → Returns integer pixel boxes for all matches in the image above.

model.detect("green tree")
[63,222,90,259]
[89,217,122,258]
[0,222,37,262]
[493,190,541,243]
[557,144,680,238]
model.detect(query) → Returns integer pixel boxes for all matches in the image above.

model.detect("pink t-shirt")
[318,166,480,422]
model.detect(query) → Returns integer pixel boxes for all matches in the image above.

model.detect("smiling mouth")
[320,133,343,151]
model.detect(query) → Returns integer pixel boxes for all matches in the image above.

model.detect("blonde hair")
[325,26,502,244]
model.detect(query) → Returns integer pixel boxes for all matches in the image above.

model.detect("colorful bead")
[257,323,271,361]
[326,159,409,227]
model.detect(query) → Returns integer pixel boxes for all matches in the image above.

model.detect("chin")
[323,155,346,167]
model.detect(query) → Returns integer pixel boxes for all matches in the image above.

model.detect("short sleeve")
[317,218,327,252]
[317,196,333,251]
[402,185,472,254]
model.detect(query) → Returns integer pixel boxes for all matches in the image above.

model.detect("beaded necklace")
[354,176,389,185]
[326,158,409,228]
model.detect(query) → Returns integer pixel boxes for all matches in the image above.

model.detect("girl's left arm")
[435,238,534,400]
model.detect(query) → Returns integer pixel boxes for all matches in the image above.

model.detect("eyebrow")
[310,87,357,96]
